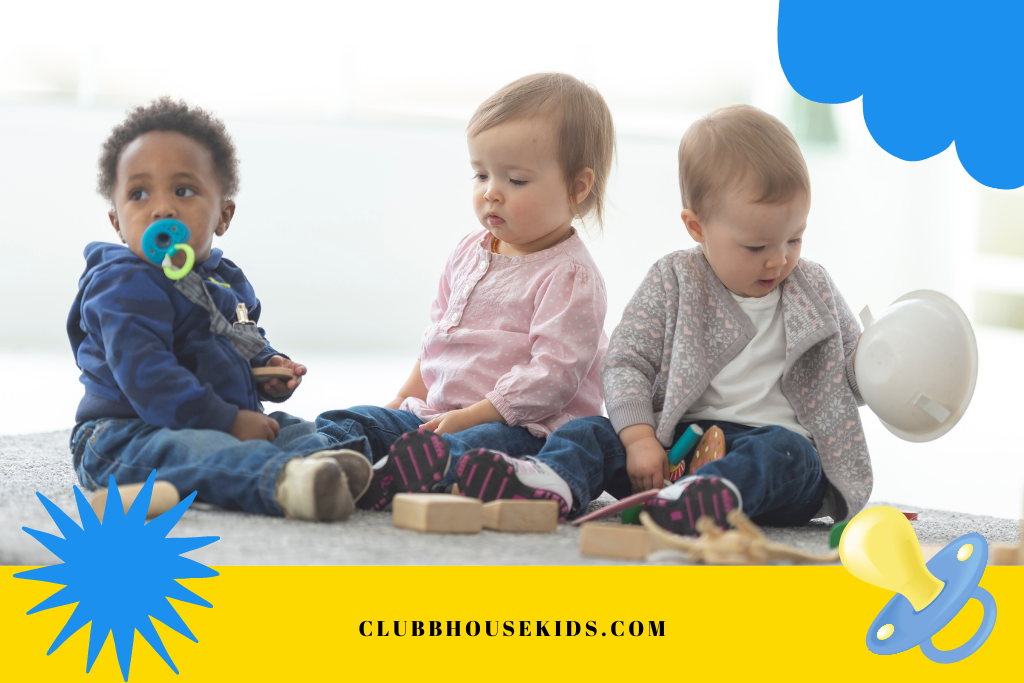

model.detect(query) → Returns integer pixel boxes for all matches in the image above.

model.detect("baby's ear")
[681,209,705,243]
[108,211,124,242]
[216,200,236,236]
[572,167,595,206]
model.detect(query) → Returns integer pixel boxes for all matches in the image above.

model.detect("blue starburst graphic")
[15,471,219,680]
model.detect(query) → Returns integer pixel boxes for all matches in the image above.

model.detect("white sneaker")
[454,448,573,521]
[274,457,353,522]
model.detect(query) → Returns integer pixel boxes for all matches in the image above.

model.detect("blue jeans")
[314,407,615,517]
[671,420,827,525]
[575,417,827,526]
[71,412,335,516]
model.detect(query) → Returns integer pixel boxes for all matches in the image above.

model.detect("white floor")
[3,327,1023,520]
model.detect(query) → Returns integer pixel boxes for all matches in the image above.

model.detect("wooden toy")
[570,489,659,526]
[579,524,652,560]
[828,520,848,548]
[481,500,558,532]
[989,543,1020,565]
[666,424,703,482]
[983,492,1024,564]
[90,480,180,522]
[901,510,919,521]
[253,366,294,383]
[391,493,482,533]
[688,425,726,473]
[640,510,840,565]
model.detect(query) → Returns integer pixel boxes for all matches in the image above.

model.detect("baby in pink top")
[403,227,606,437]
[316,73,617,519]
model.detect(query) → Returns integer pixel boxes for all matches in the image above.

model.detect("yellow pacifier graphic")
[839,506,996,663]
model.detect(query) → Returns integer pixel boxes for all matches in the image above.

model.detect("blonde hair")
[467,73,616,228]
[678,104,810,223]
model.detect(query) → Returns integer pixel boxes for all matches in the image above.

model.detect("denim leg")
[685,421,826,526]
[71,415,335,516]
[271,411,336,451]
[440,423,546,489]
[529,416,628,516]
[315,406,423,463]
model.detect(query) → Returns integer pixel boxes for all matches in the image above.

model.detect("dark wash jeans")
[71,412,334,516]
[571,417,827,526]
[314,407,623,517]
[674,419,827,525]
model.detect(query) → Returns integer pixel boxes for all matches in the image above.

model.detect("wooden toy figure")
[639,510,840,565]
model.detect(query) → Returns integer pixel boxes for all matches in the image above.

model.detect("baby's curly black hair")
[97,97,239,201]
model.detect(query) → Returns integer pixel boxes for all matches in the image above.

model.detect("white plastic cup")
[855,290,978,442]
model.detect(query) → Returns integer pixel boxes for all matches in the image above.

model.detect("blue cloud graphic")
[778,2,1024,189]
[16,472,218,680]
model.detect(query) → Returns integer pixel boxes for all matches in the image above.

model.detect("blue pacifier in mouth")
[141,219,194,280]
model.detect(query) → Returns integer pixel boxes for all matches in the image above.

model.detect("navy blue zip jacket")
[68,242,284,433]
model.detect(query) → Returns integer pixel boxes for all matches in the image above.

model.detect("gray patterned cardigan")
[601,247,872,521]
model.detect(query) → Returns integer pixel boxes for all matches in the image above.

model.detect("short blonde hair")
[467,73,616,228]
[678,104,809,223]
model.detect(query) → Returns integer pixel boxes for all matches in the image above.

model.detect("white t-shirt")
[684,286,812,441]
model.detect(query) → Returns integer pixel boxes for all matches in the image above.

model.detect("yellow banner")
[3,566,1021,680]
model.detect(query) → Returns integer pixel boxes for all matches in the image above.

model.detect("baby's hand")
[230,409,280,441]
[261,355,306,398]
[620,425,669,493]
[420,400,503,435]
[420,410,472,435]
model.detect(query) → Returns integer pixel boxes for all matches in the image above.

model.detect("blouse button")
[478,261,487,270]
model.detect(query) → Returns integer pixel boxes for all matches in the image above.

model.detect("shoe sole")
[357,429,450,511]
[643,476,738,536]
[454,449,570,521]
[309,449,374,504]
[313,462,351,522]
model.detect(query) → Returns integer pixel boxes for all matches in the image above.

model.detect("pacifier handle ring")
[919,586,997,664]
[162,243,195,281]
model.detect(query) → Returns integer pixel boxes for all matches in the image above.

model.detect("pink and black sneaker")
[454,449,572,522]
[642,475,742,536]
[357,429,451,511]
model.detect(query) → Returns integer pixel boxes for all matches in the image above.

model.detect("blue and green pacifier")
[141,219,194,280]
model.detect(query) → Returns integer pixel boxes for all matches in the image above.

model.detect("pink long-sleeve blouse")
[400,229,608,437]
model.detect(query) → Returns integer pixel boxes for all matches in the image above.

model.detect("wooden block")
[900,510,919,521]
[579,523,650,560]
[252,366,294,383]
[482,500,558,532]
[91,481,180,522]
[392,493,482,533]
[989,543,1021,565]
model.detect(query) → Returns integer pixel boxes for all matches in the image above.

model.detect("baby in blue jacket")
[68,98,369,521]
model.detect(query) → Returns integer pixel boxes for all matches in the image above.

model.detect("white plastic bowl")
[855,290,978,442]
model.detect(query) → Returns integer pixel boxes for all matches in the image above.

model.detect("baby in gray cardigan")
[596,104,871,532]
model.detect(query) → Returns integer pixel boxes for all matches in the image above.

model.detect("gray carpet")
[2,430,1020,565]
